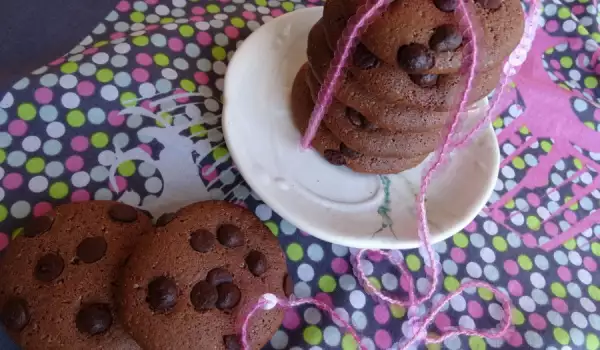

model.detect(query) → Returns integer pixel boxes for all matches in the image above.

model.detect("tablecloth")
[1,0,599,349]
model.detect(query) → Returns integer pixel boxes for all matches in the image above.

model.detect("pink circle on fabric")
[108,111,125,127]
[399,274,411,292]
[367,250,383,262]
[168,37,184,52]
[526,193,540,207]
[66,156,84,172]
[242,11,256,20]
[594,108,600,122]
[0,234,8,252]
[299,230,309,237]
[450,247,466,263]
[374,304,389,325]
[33,202,53,216]
[201,165,218,182]
[146,24,159,32]
[554,71,566,81]
[570,37,584,51]
[374,330,392,349]
[521,233,537,248]
[191,6,205,15]
[331,257,349,275]
[110,176,128,193]
[49,57,65,66]
[190,16,204,22]
[271,9,284,17]
[434,312,451,330]
[138,144,152,156]
[557,266,572,282]
[464,221,477,233]
[549,59,561,70]
[282,309,300,329]
[572,4,585,15]
[116,0,130,12]
[194,72,209,85]
[583,256,597,272]
[504,329,523,347]
[136,53,153,66]
[111,32,126,40]
[543,222,559,236]
[528,313,547,330]
[564,210,577,224]
[315,292,333,308]
[141,100,156,112]
[145,0,159,4]
[83,47,98,56]
[77,81,96,97]
[467,300,484,318]
[196,32,212,46]
[551,297,568,313]
[3,173,23,190]
[35,87,54,104]
[132,68,150,83]
[174,88,190,103]
[8,120,27,137]
[71,136,90,152]
[225,26,239,39]
[507,280,523,297]
[545,20,559,33]
[503,260,519,276]
[71,189,91,202]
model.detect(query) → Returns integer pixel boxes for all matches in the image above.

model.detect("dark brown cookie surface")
[0,201,152,350]
[119,201,287,350]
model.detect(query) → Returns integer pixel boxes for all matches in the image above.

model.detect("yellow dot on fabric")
[554,327,570,345]
[406,254,421,271]
[545,48,555,54]
[585,121,595,130]
[557,7,571,19]
[444,276,459,292]
[255,0,267,6]
[492,236,508,252]
[282,1,294,11]
[368,277,382,290]
[390,305,406,318]
[504,199,515,209]
[541,140,552,152]
[66,110,85,127]
[91,132,109,148]
[94,40,109,48]
[574,158,583,170]
[179,25,194,37]
[519,125,530,134]
[26,157,45,174]
[587,333,600,350]
[206,4,220,13]
[318,275,336,293]
[117,160,136,177]
[130,11,145,23]
[518,255,533,270]
[0,205,7,222]
[264,221,278,236]
[212,147,228,160]
[512,156,525,169]
[286,243,303,261]
[560,56,574,68]
[593,32,600,43]
[512,308,525,325]
[563,239,576,250]
[578,24,589,36]
[584,76,599,89]
[591,242,600,256]
[469,336,486,350]
[154,53,170,67]
[589,285,600,301]
[49,182,69,199]
[551,282,567,298]
[0,149,5,164]
[303,326,322,345]
[18,103,37,121]
[526,216,541,231]
[156,112,173,128]
[189,124,207,137]
[453,232,468,248]
[96,68,114,83]
[160,17,174,24]
[133,36,149,46]
[231,17,245,28]
[120,92,137,107]
[492,117,503,128]
[180,79,196,92]
[478,287,494,301]
[212,47,227,61]
[342,333,358,350]
[61,62,78,74]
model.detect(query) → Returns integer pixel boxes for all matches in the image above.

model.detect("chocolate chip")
[189,229,214,253]
[108,203,138,223]
[433,0,457,12]
[339,143,361,160]
[284,274,293,297]
[76,237,107,264]
[223,335,241,350]
[146,276,178,312]
[245,250,268,277]
[34,253,64,282]
[155,212,176,227]
[324,150,346,166]
[75,303,112,336]
[346,108,376,130]
[216,283,241,310]
[397,43,435,74]
[206,268,233,286]
[190,281,218,311]
[23,215,54,238]
[476,0,502,9]
[1,297,29,331]
[429,24,463,52]
[217,225,244,248]
[409,73,439,87]
[353,43,379,70]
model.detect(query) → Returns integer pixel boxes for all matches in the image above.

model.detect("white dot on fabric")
[61,92,80,109]
[59,74,78,89]
[524,331,544,348]
[46,122,66,138]
[72,172,90,188]
[92,52,110,65]
[270,330,288,350]
[101,85,119,101]
[307,244,324,262]
[303,307,322,325]
[450,294,466,312]
[381,273,398,291]
[145,177,163,194]
[293,282,311,298]
[351,311,367,330]
[339,274,357,291]
[349,290,366,309]
[297,263,314,282]
[11,201,31,219]
[323,326,341,346]
[29,176,49,193]
[519,296,536,313]
[22,136,41,152]
[466,262,482,278]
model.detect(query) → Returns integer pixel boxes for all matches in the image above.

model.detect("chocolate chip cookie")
[0,201,152,349]
[119,201,288,350]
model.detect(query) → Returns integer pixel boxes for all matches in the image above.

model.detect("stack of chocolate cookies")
[292,0,524,174]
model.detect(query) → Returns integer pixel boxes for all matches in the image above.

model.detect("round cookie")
[294,64,428,174]
[337,0,524,75]
[0,201,152,350]
[119,201,288,350]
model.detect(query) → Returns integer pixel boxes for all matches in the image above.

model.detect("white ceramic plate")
[223,7,500,249]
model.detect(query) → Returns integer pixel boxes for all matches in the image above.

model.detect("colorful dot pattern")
[1,0,600,349]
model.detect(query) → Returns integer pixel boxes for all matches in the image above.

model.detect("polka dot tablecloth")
[1,0,600,349]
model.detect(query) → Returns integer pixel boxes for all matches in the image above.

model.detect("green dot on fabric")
[91,132,109,148]
[156,113,173,127]
[255,0,267,6]
[61,62,78,74]
[478,288,494,301]
[551,282,567,298]
[26,157,45,174]
[469,336,486,350]
[586,121,596,130]
[541,140,552,152]
[390,305,406,318]
[554,327,570,345]
[303,326,322,345]
[558,7,571,19]
[492,117,503,128]
[189,124,207,137]
[154,53,170,67]
[12,227,23,239]
[264,221,278,236]
[584,76,599,89]
[179,25,194,37]
[504,199,515,209]
[94,40,109,48]
[120,92,137,107]
[212,147,229,160]
[96,68,114,83]
[406,254,421,271]
[368,277,381,290]
[526,216,541,231]
[518,255,533,270]
[453,232,468,248]
[231,17,245,28]
[341,333,358,350]
[444,276,459,292]
[130,11,145,23]
[560,56,574,68]
[512,156,525,169]
[519,125,529,135]
[118,160,136,177]
[0,149,5,164]
[282,1,294,11]
[67,110,85,127]
[589,285,600,301]
[18,103,37,121]
[212,47,227,61]
[180,79,196,92]
[587,333,600,350]
[318,275,336,293]
[512,308,525,325]
[286,243,303,261]
[492,236,507,252]
[591,242,600,256]
[563,239,576,250]
[206,4,220,13]
[49,182,69,199]
[574,158,584,170]
[133,36,149,46]
[0,205,7,222]
[160,17,174,24]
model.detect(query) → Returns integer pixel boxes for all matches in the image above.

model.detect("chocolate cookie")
[119,201,287,350]
[293,65,428,174]
[0,201,152,349]
[309,21,499,110]
[333,0,524,75]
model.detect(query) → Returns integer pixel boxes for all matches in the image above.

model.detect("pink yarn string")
[300,0,393,148]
